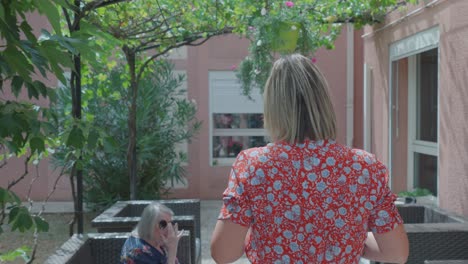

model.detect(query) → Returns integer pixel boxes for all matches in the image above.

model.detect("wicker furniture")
[424,261,468,264]
[374,205,468,264]
[91,199,201,264]
[44,232,191,264]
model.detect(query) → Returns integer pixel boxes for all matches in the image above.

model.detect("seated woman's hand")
[163,223,184,262]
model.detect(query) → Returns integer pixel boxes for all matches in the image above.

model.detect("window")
[209,72,268,166]
[388,27,439,199]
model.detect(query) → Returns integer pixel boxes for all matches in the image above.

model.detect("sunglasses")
[159,220,173,229]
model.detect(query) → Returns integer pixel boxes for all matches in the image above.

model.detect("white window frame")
[387,26,439,200]
[363,63,373,152]
[209,71,266,166]
[406,52,439,196]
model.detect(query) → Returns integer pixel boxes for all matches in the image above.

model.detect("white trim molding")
[346,23,354,147]
[390,26,439,61]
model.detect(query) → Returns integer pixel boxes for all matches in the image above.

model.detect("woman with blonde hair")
[211,54,408,263]
[121,202,183,264]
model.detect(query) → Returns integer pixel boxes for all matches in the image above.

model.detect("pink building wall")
[171,29,358,199]
[362,0,468,216]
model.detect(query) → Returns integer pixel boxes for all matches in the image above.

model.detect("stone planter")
[91,199,201,264]
[44,232,191,264]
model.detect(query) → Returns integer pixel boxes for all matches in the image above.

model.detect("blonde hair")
[263,54,336,143]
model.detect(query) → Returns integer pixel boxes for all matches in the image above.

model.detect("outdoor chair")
[91,199,201,264]
[44,231,191,264]
[424,260,468,264]
[373,204,468,264]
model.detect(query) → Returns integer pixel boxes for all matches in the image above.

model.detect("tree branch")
[0,145,7,169]
[82,0,130,13]
[62,7,73,31]
[136,27,233,82]
[7,155,32,189]
[38,163,70,216]
[26,165,40,264]
[69,164,77,236]
[155,0,171,31]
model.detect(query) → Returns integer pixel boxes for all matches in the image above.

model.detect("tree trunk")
[70,1,83,234]
[124,46,138,200]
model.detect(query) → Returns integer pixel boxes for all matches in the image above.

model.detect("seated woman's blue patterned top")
[121,235,172,264]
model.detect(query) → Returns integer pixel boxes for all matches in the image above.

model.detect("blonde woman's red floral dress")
[219,139,403,264]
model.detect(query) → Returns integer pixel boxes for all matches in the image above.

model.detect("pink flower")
[230,64,237,70]
[248,26,255,31]
[285,1,294,7]
[311,57,317,63]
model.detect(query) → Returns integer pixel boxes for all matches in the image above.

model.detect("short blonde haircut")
[263,54,336,143]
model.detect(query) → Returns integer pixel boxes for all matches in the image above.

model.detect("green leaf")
[87,129,99,150]
[0,5,5,23]
[25,81,39,99]
[0,246,31,262]
[3,46,33,82]
[20,40,49,78]
[9,206,33,232]
[33,80,48,97]
[75,159,84,170]
[0,187,21,205]
[11,76,24,97]
[0,187,9,204]
[19,21,36,43]
[30,137,45,154]
[9,190,21,204]
[36,0,62,35]
[103,136,118,153]
[33,216,49,232]
[66,126,85,149]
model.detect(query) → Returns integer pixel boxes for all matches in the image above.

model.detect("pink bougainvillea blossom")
[311,57,317,63]
[230,64,237,70]
[285,1,294,7]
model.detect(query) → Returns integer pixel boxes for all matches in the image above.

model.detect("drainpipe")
[346,23,354,147]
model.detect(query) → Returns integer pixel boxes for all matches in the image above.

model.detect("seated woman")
[120,202,183,264]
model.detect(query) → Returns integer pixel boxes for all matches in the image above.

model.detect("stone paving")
[201,200,250,264]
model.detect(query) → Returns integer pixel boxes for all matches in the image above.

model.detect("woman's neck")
[148,239,163,251]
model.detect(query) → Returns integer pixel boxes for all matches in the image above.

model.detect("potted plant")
[236,1,305,96]
[235,1,342,95]
[398,188,435,205]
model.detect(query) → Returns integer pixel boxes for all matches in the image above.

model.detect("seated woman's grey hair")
[263,53,337,143]
[136,202,174,242]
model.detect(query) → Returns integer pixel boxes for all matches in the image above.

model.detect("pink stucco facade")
[171,29,360,199]
[1,17,361,202]
[361,0,468,216]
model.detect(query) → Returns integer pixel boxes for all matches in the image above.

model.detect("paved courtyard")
[201,200,250,264]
